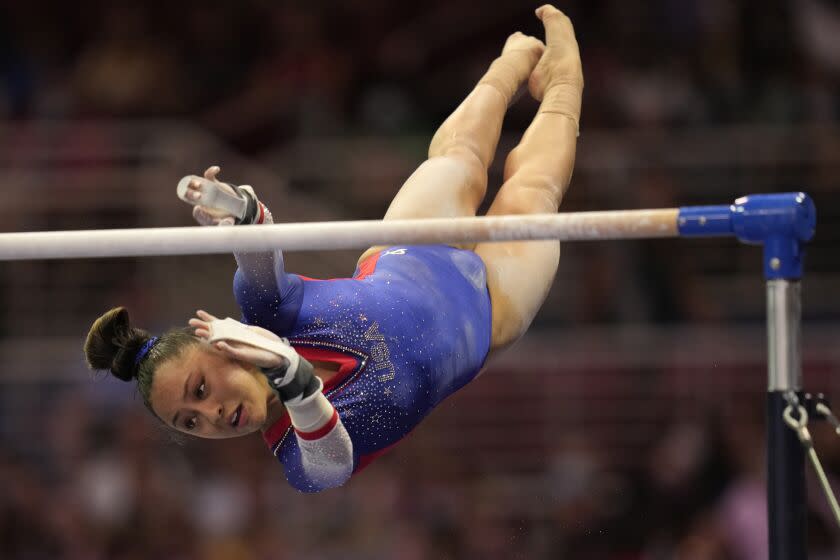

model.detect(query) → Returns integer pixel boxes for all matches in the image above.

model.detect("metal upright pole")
[678,192,816,560]
[766,280,806,560]
[730,193,814,560]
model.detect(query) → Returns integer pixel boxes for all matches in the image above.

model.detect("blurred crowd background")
[1,1,840,558]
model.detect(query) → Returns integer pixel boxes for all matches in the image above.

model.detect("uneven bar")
[0,209,680,260]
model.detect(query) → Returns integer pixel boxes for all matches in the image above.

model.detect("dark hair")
[84,307,199,412]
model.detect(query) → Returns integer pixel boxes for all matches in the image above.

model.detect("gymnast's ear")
[84,306,148,382]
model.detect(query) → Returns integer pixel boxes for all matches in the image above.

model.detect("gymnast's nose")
[196,399,224,426]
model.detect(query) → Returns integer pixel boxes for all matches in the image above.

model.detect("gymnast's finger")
[188,317,209,330]
[214,341,243,360]
[192,327,211,340]
[192,206,212,224]
[204,165,221,181]
[196,309,218,322]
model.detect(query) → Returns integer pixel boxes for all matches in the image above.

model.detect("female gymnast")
[84,5,583,492]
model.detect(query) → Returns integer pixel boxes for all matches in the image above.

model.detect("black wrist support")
[261,357,319,403]
[231,184,259,225]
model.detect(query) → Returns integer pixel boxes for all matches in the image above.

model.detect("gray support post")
[766,280,806,560]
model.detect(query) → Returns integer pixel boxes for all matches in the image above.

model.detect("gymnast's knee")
[429,136,490,172]
[424,146,488,198]
[492,180,561,215]
[489,313,530,351]
[485,285,530,349]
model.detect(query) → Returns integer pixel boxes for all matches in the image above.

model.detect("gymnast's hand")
[186,166,239,226]
[189,309,288,369]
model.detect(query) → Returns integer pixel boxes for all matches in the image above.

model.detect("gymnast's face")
[150,343,279,439]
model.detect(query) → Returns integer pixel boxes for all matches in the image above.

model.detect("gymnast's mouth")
[230,404,243,427]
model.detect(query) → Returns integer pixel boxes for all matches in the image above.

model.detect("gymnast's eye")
[195,379,206,399]
[185,417,197,431]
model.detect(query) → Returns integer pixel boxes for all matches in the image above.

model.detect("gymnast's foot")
[479,32,544,104]
[529,5,584,121]
[501,31,545,76]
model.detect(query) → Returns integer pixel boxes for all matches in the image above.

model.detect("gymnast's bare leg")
[359,32,544,262]
[476,5,583,351]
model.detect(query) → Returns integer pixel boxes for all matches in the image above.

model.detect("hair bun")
[84,307,151,382]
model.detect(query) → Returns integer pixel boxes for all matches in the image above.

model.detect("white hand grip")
[207,318,300,384]
[177,175,248,220]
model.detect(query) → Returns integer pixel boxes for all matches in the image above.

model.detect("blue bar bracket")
[678,192,816,280]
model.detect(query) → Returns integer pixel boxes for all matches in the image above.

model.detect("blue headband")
[134,336,159,367]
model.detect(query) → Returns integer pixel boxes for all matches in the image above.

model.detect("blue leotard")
[234,245,492,492]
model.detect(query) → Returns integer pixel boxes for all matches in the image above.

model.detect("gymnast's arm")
[227,196,300,311]
[272,372,356,491]
[182,166,302,327]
